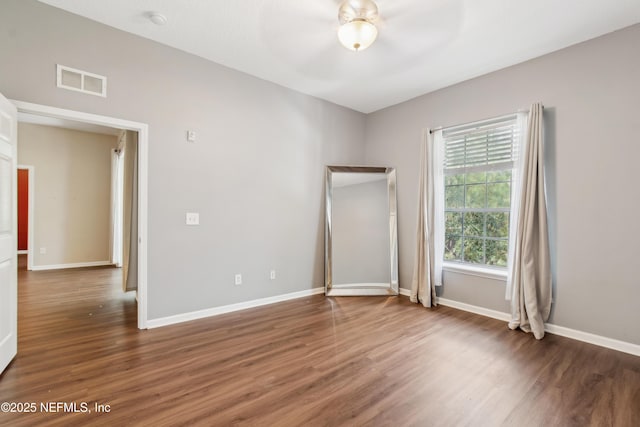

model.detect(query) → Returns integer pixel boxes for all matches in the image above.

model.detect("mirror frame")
[325,165,399,296]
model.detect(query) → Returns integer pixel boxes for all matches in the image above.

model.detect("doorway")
[16,165,34,270]
[12,100,148,329]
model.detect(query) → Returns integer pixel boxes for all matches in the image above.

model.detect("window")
[443,115,520,268]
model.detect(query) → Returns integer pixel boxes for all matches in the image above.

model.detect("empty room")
[0,0,639,426]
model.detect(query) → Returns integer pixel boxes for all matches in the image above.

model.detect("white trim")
[27,166,34,271]
[147,287,325,329]
[17,250,27,255]
[109,151,115,264]
[544,323,640,357]
[332,283,390,288]
[327,288,398,296]
[361,288,640,356]
[13,101,145,132]
[31,261,113,271]
[12,100,149,329]
[433,297,640,357]
[436,297,511,321]
[17,165,34,270]
[136,125,148,329]
[443,262,507,281]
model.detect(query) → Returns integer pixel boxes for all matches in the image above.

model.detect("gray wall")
[364,24,640,345]
[2,0,638,346]
[332,179,390,284]
[0,0,366,319]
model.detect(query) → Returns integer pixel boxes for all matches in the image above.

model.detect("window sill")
[442,262,507,281]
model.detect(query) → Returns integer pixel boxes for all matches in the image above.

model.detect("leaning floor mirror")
[325,166,399,296]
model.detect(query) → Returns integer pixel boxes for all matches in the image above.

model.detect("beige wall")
[17,123,118,267]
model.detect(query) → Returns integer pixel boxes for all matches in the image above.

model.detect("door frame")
[12,100,149,329]
[16,165,34,270]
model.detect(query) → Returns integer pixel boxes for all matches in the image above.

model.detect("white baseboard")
[543,323,640,357]
[436,297,511,322]
[31,261,113,271]
[147,284,640,357]
[17,250,28,255]
[399,289,510,322]
[333,283,390,288]
[147,287,325,329]
[428,296,640,357]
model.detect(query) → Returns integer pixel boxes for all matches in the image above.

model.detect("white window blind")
[442,114,521,268]
[444,115,519,174]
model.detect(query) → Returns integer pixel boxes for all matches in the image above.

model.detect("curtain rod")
[428,107,540,134]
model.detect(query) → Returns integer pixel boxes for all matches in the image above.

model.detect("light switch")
[187,130,196,142]
[186,212,200,225]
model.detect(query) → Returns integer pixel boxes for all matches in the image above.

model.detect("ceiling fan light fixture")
[338,19,378,52]
[337,0,379,52]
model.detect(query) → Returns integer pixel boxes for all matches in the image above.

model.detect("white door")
[0,93,17,374]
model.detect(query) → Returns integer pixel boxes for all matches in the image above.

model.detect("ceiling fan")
[259,0,463,80]
[337,0,380,52]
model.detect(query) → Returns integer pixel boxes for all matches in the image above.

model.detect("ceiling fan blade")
[378,0,460,22]
[375,0,463,55]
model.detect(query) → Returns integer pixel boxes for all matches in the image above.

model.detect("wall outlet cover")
[186,212,200,225]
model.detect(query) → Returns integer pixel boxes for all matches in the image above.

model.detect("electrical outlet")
[270,270,276,280]
[187,130,196,142]
[186,212,200,225]
[39,247,47,255]
[234,274,242,285]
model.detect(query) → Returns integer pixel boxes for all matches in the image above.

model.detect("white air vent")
[56,64,107,97]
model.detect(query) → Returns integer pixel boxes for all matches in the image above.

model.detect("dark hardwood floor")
[1,256,639,426]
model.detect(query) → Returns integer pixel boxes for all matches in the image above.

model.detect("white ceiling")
[38,0,640,113]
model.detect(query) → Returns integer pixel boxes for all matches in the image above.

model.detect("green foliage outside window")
[444,170,511,267]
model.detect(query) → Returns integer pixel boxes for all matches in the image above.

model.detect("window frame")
[440,114,520,279]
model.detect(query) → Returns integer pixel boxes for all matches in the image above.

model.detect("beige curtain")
[110,148,123,267]
[121,131,138,292]
[506,103,552,339]
[410,129,444,307]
